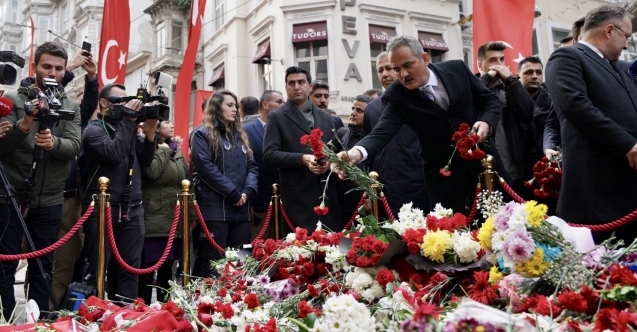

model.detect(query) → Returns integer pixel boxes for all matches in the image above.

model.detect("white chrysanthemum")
[225,250,239,259]
[351,271,373,291]
[487,251,498,265]
[318,294,375,332]
[507,204,530,230]
[200,295,214,304]
[285,232,296,243]
[362,283,384,302]
[453,231,481,263]
[430,203,453,218]
[491,231,507,251]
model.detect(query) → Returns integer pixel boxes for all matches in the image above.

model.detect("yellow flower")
[519,247,549,277]
[421,230,453,263]
[478,217,495,250]
[524,200,548,227]
[489,266,504,283]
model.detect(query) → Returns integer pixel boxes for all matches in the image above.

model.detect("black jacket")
[362,95,428,215]
[191,124,258,222]
[82,115,156,205]
[244,119,278,213]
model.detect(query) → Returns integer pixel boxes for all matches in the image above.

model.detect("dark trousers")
[137,256,174,304]
[193,219,250,278]
[0,204,62,319]
[84,204,144,302]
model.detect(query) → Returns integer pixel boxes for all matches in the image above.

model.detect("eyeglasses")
[612,25,633,41]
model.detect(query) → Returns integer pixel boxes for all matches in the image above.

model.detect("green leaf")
[305,313,317,328]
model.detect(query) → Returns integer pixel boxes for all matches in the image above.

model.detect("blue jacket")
[244,119,278,213]
[191,125,258,222]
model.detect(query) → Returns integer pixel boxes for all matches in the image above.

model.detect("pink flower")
[502,230,535,263]
[493,202,516,232]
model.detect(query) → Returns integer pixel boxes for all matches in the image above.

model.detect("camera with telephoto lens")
[0,51,26,85]
[105,72,172,123]
[23,78,75,127]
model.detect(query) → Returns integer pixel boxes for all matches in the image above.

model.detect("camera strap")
[120,131,137,223]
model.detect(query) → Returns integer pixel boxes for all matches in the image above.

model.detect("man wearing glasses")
[545,5,637,244]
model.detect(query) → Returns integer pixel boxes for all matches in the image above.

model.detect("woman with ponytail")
[190,90,258,277]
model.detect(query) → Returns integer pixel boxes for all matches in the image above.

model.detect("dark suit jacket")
[245,119,278,213]
[263,100,343,231]
[545,44,637,223]
[362,95,429,215]
[356,60,501,213]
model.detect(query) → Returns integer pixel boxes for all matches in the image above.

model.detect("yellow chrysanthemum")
[478,217,495,250]
[519,247,549,277]
[489,266,504,283]
[524,200,548,227]
[421,230,453,263]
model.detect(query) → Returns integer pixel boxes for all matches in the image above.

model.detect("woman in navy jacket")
[190,89,258,277]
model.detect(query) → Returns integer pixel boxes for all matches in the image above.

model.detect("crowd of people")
[0,3,636,321]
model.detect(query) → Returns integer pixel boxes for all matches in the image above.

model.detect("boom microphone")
[0,97,14,117]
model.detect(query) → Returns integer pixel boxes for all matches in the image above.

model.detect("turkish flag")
[472,0,535,74]
[98,0,130,88]
[174,0,207,162]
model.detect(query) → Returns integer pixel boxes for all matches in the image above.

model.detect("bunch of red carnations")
[440,123,486,176]
[524,157,562,199]
[346,234,389,267]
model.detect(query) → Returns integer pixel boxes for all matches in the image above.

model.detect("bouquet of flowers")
[524,156,562,200]
[440,123,486,176]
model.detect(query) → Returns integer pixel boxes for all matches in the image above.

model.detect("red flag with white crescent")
[98,0,130,88]
[174,0,207,162]
[472,0,535,74]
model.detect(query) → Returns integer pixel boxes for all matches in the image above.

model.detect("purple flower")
[502,230,535,263]
[258,275,270,285]
[290,287,300,296]
[402,319,435,332]
[493,202,516,232]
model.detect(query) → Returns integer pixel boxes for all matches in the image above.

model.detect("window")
[11,0,19,23]
[261,62,273,92]
[156,21,166,58]
[463,48,472,70]
[624,39,637,61]
[295,40,328,82]
[370,42,387,89]
[424,49,443,63]
[61,4,68,32]
[215,0,226,30]
[38,17,49,44]
[532,28,539,56]
[171,21,183,50]
[552,28,570,51]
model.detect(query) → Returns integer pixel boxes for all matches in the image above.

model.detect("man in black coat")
[363,52,428,216]
[263,67,343,232]
[340,36,501,214]
[245,90,284,239]
[546,5,637,244]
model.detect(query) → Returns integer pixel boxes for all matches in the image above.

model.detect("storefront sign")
[418,31,449,51]
[340,0,356,11]
[369,25,397,44]
[342,16,357,35]
[252,39,271,63]
[292,22,328,43]
[342,39,359,58]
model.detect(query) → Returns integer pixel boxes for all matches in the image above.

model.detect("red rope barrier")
[193,202,226,255]
[381,194,396,222]
[106,203,180,275]
[498,177,526,204]
[279,203,296,231]
[251,204,273,246]
[342,194,368,231]
[0,204,95,261]
[466,186,481,222]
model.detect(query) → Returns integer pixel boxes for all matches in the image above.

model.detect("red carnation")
[244,293,260,309]
[298,301,315,318]
[533,295,563,317]
[308,284,319,297]
[161,301,185,319]
[314,205,329,215]
[218,288,228,297]
[439,167,451,177]
[557,290,588,313]
[220,303,234,319]
[176,320,193,332]
[376,269,396,288]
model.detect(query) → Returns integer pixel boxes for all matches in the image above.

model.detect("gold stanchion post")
[180,180,191,286]
[370,172,380,222]
[272,184,280,241]
[481,155,496,195]
[96,177,110,299]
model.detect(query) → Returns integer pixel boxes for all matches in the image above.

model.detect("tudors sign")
[369,25,397,44]
[418,31,449,51]
[292,22,328,43]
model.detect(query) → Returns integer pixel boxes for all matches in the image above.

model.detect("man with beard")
[310,80,344,129]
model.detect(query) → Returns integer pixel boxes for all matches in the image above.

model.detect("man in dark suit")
[339,36,501,214]
[545,5,637,244]
[263,67,343,232]
[363,51,429,216]
[245,90,284,240]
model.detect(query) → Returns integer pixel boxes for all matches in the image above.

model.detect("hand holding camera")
[123,99,144,121]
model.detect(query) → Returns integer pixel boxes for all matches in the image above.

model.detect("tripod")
[0,126,60,316]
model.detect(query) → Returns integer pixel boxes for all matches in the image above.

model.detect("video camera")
[23,78,75,127]
[0,51,26,85]
[106,72,172,123]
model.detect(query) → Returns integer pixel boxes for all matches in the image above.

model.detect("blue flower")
[497,257,511,274]
[537,243,562,262]
[629,264,637,274]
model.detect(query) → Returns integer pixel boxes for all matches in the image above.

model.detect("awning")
[418,31,449,51]
[292,21,328,43]
[208,66,225,86]
[252,39,271,63]
[369,25,397,44]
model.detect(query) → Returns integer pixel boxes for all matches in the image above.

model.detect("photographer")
[51,48,99,306]
[0,41,81,319]
[81,83,157,302]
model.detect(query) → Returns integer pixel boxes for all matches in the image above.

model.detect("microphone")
[0,97,13,117]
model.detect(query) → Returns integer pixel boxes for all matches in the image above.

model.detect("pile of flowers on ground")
[5,195,637,331]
